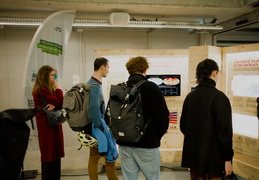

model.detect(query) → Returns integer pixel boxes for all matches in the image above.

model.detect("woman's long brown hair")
[32,65,55,96]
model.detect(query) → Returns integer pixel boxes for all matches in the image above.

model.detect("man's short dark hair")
[94,57,109,71]
[196,58,219,84]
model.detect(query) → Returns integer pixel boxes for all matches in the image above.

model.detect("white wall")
[0,29,35,110]
[0,27,199,174]
[0,28,198,110]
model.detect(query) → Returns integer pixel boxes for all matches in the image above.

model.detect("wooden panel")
[233,159,259,180]
[188,45,222,91]
[222,43,259,179]
[95,49,188,57]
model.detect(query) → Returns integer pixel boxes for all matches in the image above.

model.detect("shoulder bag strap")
[38,87,48,106]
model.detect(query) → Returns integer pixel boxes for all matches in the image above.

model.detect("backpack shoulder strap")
[135,80,147,88]
[86,83,100,88]
[129,80,147,95]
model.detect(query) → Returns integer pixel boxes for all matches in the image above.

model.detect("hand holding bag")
[38,88,66,127]
[224,172,238,180]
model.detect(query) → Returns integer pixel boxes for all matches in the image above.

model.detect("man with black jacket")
[117,56,169,180]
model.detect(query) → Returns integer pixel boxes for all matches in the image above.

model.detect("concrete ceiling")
[1,0,259,25]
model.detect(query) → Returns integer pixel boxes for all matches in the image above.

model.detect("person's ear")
[211,70,217,78]
[143,69,147,76]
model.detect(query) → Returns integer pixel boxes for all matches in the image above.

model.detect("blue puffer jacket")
[92,119,118,162]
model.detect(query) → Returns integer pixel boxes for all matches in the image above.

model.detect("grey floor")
[27,164,247,180]
[32,165,190,180]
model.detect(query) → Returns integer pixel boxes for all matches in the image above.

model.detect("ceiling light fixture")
[0,18,223,30]
[0,21,42,26]
[72,22,223,29]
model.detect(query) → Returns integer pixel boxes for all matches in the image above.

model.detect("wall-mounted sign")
[146,74,181,96]
[227,51,259,71]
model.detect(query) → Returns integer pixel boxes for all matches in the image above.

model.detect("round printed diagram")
[147,77,163,85]
[163,77,180,85]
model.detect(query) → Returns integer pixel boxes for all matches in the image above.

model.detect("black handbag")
[38,88,66,127]
[224,172,238,180]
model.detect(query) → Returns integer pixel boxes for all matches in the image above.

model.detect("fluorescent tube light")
[0,18,223,30]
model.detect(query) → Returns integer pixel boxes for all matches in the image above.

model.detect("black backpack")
[106,80,149,143]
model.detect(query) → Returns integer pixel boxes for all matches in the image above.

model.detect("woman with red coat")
[32,65,64,180]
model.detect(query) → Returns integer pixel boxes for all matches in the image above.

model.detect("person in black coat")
[180,59,234,180]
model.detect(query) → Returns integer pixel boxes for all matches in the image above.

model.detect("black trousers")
[190,168,223,180]
[41,159,61,180]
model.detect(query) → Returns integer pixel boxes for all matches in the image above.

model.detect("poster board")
[146,74,181,96]
[223,43,259,180]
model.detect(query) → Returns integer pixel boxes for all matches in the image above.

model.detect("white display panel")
[226,50,259,139]
[226,51,259,71]
[102,55,188,101]
[233,113,258,139]
[232,75,259,97]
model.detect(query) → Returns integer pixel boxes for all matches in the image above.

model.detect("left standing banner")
[23,10,76,149]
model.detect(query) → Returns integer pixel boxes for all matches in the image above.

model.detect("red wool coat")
[33,87,65,162]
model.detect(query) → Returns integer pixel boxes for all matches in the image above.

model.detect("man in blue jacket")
[86,57,118,180]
